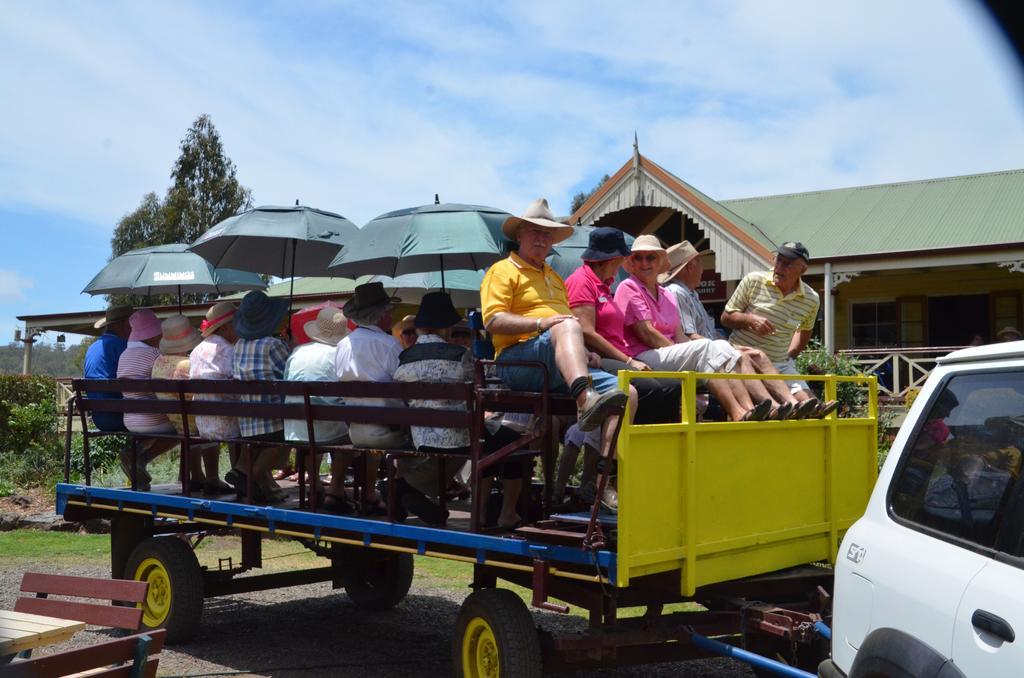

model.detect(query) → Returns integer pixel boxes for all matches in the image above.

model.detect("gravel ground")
[0,560,756,677]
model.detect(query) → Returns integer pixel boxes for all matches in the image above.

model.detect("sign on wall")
[697,270,726,302]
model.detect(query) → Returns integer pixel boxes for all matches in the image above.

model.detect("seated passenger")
[335,282,409,513]
[117,309,181,490]
[615,236,781,421]
[284,306,352,513]
[660,241,833,418]
[481,199,631,463]
[84,305,132,432]
[230,291,291,504]
[393,314,417,350]
[394,292,528,529]
[189,302,241,467]
[152,315,231,494]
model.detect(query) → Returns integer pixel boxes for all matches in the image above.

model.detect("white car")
[821,341,1024,678]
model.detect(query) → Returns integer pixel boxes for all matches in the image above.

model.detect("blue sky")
[2,0,1023,345]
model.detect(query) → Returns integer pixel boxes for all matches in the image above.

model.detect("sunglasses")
[631,253,659,263]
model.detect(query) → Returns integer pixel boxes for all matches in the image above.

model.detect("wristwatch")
[536,317,542,332]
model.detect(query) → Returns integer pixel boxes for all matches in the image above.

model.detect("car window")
[890,370,1024,551]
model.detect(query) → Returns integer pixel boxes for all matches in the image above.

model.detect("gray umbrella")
[327,202,511,287]
[189,205,359,278]
[82,243,266,311]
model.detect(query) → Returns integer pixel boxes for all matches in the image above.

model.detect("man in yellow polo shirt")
[722,241,820,403]
[482,198,629,432]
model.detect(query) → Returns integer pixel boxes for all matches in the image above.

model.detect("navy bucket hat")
[234,290,290,340]
[581,227,631,262]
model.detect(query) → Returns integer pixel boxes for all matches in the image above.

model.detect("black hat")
[581,227,631,261]
[234,291,290,340]
[776,241,810,263]
[414,292,462,329]
[342,282,401,315]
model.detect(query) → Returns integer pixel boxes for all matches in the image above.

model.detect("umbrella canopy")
[189,205,360,278]
[327,203,511,279]
[82,243,267,297]
[547,224,635,286]
[364,269,485,308]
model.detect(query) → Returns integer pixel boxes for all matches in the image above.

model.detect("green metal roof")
[224,276,356,300]
[721,169,1024,259]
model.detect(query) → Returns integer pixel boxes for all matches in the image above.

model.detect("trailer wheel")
[125,536,203,644]
[343,550,414,610]
[453,588,542,678]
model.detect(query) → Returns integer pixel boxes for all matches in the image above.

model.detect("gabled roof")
[722,169,1024,260]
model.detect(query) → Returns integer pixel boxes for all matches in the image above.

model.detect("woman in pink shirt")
[613,236,776,422]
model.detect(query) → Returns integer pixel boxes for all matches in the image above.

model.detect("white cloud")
[0,0,1021,233]
[0,270,34,301]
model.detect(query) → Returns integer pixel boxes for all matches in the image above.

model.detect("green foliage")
[108,114,253,308]
[0,375,62,487]
[68,433,127,481]
[570,173,611,214]
[0,344,81,377]
[795,339,866,414]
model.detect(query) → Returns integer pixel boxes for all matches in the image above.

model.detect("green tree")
[107,115,253,306]
[570,174,611,214]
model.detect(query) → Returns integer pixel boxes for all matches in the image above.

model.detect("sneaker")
[577,388,628,432]
[600,484,618,512]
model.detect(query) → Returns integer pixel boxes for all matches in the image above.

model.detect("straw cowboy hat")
[997,326,1022,341]
[304,307,349,346]
[501,198,574,243]
[127,309,163,342]
[623,234,670,275]
[94,304,133,329]
[659,241,711,284]
[159,315,202,355]
[342,282,401,316]
[234,290,290,340]
[200,301,238,338]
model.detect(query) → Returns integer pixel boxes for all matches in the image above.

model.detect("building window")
[851,301,898,347]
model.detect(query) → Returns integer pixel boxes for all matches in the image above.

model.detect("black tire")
[124,536,204,644]
[453,588,542,678]
[342,549,414,610]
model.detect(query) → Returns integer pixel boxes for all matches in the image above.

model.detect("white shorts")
[637,338,740,374]
[772,358,811,394]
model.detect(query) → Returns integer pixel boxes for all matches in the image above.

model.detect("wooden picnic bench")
[0,628,165,678]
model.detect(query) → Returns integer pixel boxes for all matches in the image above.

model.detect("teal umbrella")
[82,243,267,310]
[327,202,511,286]
[189,205,359,278]
[548,224,634,286]
[364,269,485,308]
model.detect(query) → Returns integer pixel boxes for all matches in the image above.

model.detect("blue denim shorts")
[496,331,619,394]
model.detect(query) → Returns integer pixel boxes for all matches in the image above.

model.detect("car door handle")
[972,609,1015,643]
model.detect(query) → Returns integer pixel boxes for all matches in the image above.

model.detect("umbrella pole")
[287,239,296,341]
[440,254,445,292]
[177,285,182,314]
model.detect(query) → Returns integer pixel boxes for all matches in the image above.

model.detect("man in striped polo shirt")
[721,242,820,401]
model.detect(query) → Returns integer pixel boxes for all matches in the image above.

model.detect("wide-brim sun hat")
[997,325,1022,341]
[234,290,290,340]
[342,281,401,316]
[200,301,238,338]
[658,241,711,284]
[94,304,133,330]
[623,234,670,275]
[127,309,163,342]
[581,227,631,262]
[414,291,463,329]
[304,307,349,346]
[501,198,574,244]
[159,315,202,355]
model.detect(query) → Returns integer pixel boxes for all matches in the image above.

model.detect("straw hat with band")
[94,305,133,330]
[415,292,463,329]
[501,198,574,244]
[234,290,290,340]
[659,241,711,284]
[128,309,163,342]
[623,234,670,275]
[200,301,238,338]
[997,326,1022,341]
[159,315,202,355]
[304,307,349,347]
[343,282,401,316]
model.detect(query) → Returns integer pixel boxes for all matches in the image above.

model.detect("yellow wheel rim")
[134,557,172,628]
[462,616,499,678]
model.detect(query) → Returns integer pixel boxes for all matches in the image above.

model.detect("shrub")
[795,339,866,415]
